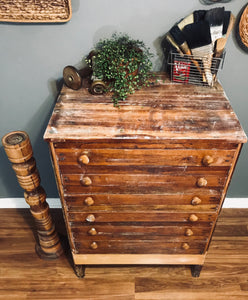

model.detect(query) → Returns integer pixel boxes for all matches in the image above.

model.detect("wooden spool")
[12,157,36,176]
[33,214,54,232]
[2,130,63,260]
[24,188,46,207]
[16,170,41,191]
[63,66,93,90]
[1,131,33,163]
[39,231,61,248]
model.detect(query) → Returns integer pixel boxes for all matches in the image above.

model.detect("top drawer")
[55,148,235,169]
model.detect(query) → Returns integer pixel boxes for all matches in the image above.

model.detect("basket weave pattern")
[239,4,248,48]
[0,0,71,23]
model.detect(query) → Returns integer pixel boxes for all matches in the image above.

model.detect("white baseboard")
[0,198,61,208]
[0,197,247,209]
[221,198,248,208]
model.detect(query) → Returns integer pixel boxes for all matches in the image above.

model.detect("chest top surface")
[44,74,247,143]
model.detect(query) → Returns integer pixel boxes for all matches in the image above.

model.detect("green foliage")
[86,33,153,106]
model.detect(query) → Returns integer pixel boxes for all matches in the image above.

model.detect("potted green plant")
[86,33,153,106]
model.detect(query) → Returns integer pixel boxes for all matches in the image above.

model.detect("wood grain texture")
[44,74,247,143]
[68,211,216,223]
[64,193,221,208]
[71,224,211,237]
[55,148,236,167]
[1,209,248,299]
[2,131,63,259]
[44,73,247,275]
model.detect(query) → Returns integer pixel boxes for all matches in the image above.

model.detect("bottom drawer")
[71,223,210,255]
[71,224,211,238]
[74,239,207,254]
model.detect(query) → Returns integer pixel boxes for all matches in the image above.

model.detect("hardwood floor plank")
[135,292,248,300]
[0,208,248,299]
[135,276,240,293]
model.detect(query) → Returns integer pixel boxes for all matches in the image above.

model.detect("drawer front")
[69,215,214,255]
[65,193,221,212]
[68,211,216,223]
[62,172,228,194]
[73,239,207,254]
[55,148,236,174]
[53,142,235,258]
[71,224,211,238]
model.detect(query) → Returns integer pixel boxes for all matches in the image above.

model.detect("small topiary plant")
[86,33,153,106]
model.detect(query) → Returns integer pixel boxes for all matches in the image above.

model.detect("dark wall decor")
[235,3,248,53]
[200,0,233,4]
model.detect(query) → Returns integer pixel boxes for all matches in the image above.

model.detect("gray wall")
[0,0,247,199]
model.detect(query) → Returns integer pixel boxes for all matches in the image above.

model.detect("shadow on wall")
[0,78,63,198]
[90,25,164,72]
[0,146,23,197]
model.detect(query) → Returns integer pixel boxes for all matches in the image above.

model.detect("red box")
[173,60,191,83]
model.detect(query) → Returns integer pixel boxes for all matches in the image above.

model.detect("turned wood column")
[2,131,63,259]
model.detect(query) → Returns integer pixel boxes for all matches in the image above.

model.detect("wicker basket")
[239,4,248,48]
[0,0,72,23]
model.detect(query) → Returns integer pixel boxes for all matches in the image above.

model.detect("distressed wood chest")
[44,74,247,277]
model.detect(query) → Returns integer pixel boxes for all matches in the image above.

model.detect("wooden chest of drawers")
[44,74,247,277]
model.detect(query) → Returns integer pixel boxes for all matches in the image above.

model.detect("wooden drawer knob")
[189,214,198,222]
[88,228,97,236]
[84,197,94,206]
[182,243,190,250]
[81,176,92,186]
[202,155,214,166]
[197,177,207,187]
[191,196,202,206]
[78,154,90,165]
[90,242,98,250]
[86,214,95,223]
[185,229,194,236]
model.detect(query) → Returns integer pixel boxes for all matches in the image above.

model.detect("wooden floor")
[1,208,248,300]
